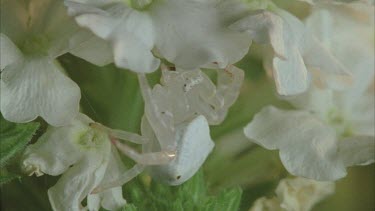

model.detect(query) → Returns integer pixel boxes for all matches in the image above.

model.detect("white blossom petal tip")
[250,177,335,211]
[0,33,23,70]
[229,10,286,59]
[275,177,335,211]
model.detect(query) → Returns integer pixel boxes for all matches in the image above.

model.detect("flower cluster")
[250,177,335,211]
[0,0,373,210]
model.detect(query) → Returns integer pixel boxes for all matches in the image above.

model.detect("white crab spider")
[93,64,241,190]
[136,73,215,185]
[91,79,215,191]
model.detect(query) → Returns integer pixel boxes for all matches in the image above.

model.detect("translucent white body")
[156,64,245,125]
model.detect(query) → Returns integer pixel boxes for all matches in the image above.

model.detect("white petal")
[249,197,282,211]
[87,194,101,211]
[276,177,335,211]
[272,47,310,96]
[301,34,351,90]
[88,187,126,211]
[229,10,286,59]
[99,147,126,187]
[40,0,84,58]
[1,56,80,126]
[21,114,92,176]
[48,154,109,211]
[304,5,374,93]
[150,0,251,69]
[0,33,22,69]
[244,106,347,181]
[286,86,334,117]
[66,1,159,72]
[346,93,375,136]
[271,10,310,95]
[86,147,126,210]
[68,30,113,66]
[100,187,126,210]
[338,136,375,167]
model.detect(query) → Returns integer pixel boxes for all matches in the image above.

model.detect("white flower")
[298,0,374,5]
[232,1,350,95]
[303,1,374,99]
[0,0,112,126]
[64,0,253,72]
[21,113,126,211]
[250,177,335,211]
[244,87,374,180]
[243,1,374,181]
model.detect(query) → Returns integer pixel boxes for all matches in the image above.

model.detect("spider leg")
[217,65,244,109]
[112,138,175,165]
[137,73,177,152]
[90,123,148,144]
[91,164,145,194]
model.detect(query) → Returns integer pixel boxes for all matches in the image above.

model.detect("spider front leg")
[137,73,177,153]
[111,138,175,165]
[90,123,148,144]
[92,164,145,194]
[92,122,174,164]
[216,65,245,109]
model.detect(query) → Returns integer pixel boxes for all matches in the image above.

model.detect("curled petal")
[1,56,80,126]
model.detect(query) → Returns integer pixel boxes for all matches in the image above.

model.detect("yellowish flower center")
[76,129,108,151]
[21,34,50,56]
[326,108,353,138]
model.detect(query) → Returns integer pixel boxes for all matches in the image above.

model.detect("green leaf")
[122,170,243,211]
[0,115,39,168]
[122,204,138,211]
[203,187,242,211]
[0,171,20,186]
[59,54,160,134]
